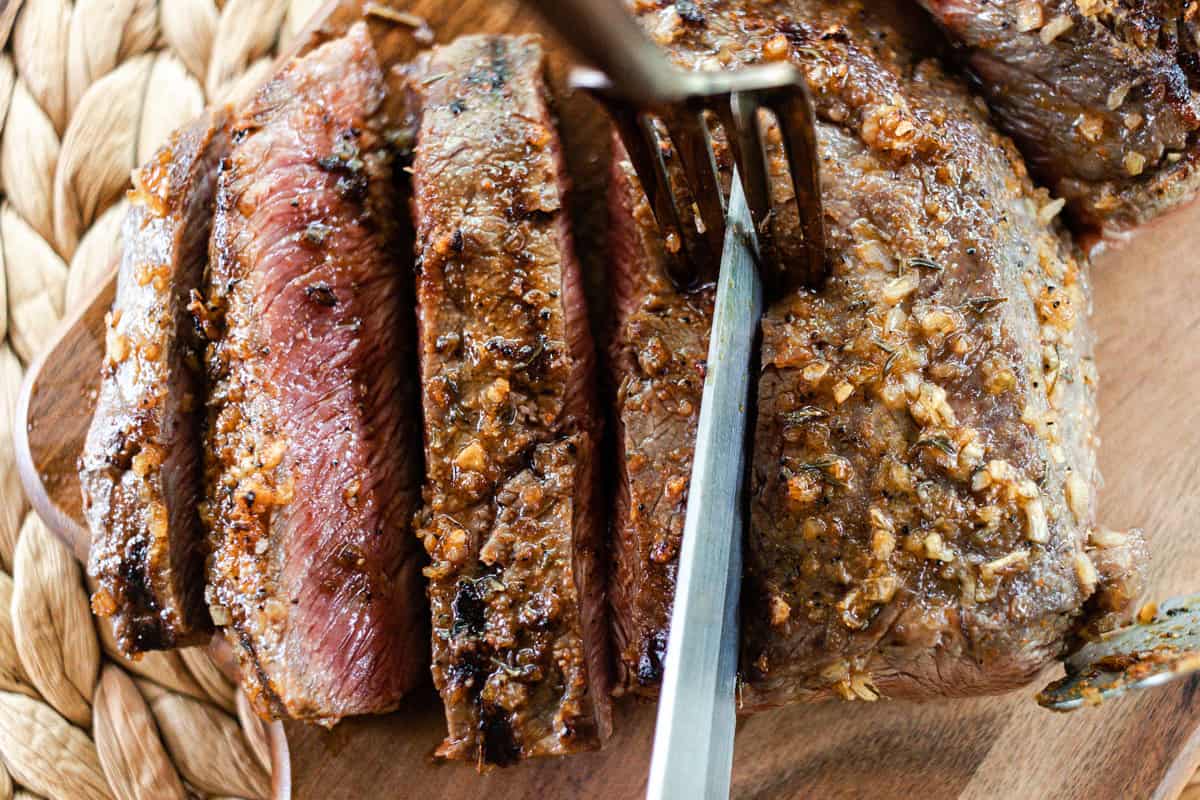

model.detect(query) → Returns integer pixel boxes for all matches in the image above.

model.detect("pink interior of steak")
[81,110,227,654]
[410,34,609,765]
[204,23,426,724]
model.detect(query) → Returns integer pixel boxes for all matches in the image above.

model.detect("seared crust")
[203,24,427,724]
[410,35,610,765]
[626,0,1144,706]
[81,110,227,655]
[919,0,1200,233]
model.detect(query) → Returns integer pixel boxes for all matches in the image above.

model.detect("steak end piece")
[204,22,427,724]
[918,0,1200,233]
[627,0,1145,706]
[410,34,611,765]
[606,140,712,697]
[80,109,228,655]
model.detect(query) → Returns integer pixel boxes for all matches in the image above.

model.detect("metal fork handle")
[524,0,688,104]
[530,0,813,104]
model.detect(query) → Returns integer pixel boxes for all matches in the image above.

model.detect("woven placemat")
[0,0,1197,797]
[0,0,336,795]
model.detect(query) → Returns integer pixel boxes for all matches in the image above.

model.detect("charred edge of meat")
[117,536,174,650]
[117,535,156,617]
[448,651,489,695]
[465,38,511,92]
[636,629,670,688]
[451,575,491,639]
[479,703,520,767]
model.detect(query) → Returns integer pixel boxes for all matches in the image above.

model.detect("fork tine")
[766,87,826,289]
[729,91,780,294]
[640,115,718,287]
[600,95,693,285]
[575,63,824,298]
[604,100,663,221]
[661,103,727,285]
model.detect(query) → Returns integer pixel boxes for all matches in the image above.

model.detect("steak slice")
[917,0,1200,233]
[627,0,1145,706]
[203,23,426,724]
[80,110,227,655]
[606,141,712,697]
[409,35,610,765]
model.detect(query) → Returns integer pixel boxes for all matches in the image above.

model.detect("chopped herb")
[909,257,944,272]
[490,658,522,678]
[912,436,958,457]
[514,336,546,369]
[785,406,829,425]
[490,656,534,679]
[883,349,903,376]
[797,456,840,471]
[963,295,1007,313]
[791,456,849,489]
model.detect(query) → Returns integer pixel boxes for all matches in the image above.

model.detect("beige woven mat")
[0,0,336,795]
[0,0,1197,797]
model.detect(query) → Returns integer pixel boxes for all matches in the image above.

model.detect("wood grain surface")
[13,0,1200,798]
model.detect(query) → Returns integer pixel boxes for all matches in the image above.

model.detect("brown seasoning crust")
[917,0,1200,233]
[80,111,228,655]
[627,0,1146,706]
[410,35,611,765]
[203,24,427,724]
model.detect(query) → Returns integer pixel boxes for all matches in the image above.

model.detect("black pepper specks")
[304,283,338,307]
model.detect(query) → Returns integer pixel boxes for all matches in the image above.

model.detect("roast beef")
[80,110,227,655]
[409,35,610,765]
[607,142,712,697]
[202,23,427,724]
[917,0,1200,233]
[623,0,1146,706]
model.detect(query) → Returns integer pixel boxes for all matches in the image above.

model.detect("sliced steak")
[80,110,227,655]
[606,141,712,697]
[203,23,426,724]
[409,35,610,764]
[917,0,1200,232]
[627,0,1145,706]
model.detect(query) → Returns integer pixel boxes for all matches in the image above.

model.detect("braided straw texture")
[0,0,325,795]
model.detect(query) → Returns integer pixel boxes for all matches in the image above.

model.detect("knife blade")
[646,171,762,800]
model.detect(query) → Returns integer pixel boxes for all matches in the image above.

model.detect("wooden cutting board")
[14,0,1200,797]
